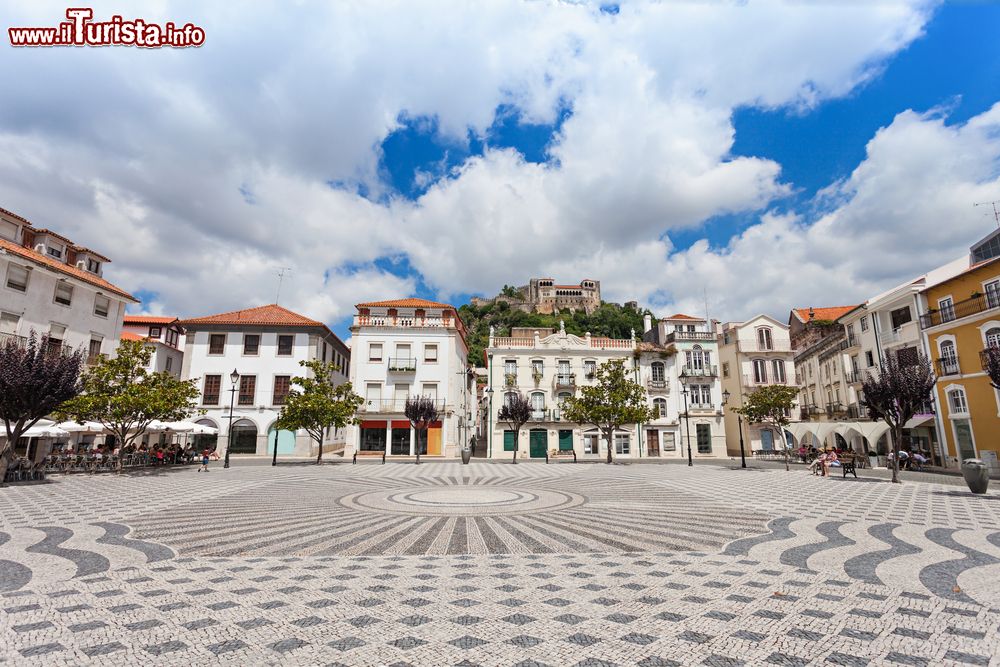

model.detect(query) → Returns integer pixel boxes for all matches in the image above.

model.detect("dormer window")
[86,258,101,273]
[47,246,63,259]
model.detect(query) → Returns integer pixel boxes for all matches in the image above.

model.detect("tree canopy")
[404,395,440,464]
[733,384,799,470]
[984,346,1000,391]
[561,358,654,463]
[276,359,364,464]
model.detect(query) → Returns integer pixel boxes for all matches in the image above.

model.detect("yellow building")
[920,232,1000,470]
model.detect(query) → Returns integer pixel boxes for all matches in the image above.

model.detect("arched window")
[652,397,667,418]
[504,391,518,407]
[948,387,968,414]
[771,359,786,383]
[939,340,958,375]
[686,345,708,370]
[757,327,773,351]
[752,359,767,384]
[530,392,545,413]
[986,327,1000,348]
[650,361,665,382]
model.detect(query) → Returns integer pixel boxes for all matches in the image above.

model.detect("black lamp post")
[484,387,494,458]
[224,368,239,469]
[681,385,693,466]
[722,389,747,469]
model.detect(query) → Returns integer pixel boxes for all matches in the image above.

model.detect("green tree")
[496,392,532,464]
[58,339,200,471]
[0,332,84,483]
[276,359,364,465]
[562,358,654,463]
[733,385,799,471]
[404,395,440,465]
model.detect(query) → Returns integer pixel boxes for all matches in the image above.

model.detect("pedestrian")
[198,448,211,472]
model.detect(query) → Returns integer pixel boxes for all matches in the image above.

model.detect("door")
[646,430,660,457]
[426,426,442,456]
[954,419,976,460]
[503,430,516,452]
[267,426,296,455]
[529,429,547,458]
[558,430,573,451]
[760,429,773,451]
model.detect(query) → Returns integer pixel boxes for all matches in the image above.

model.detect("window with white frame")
[772,359,786,383]
[614,433,630,455]
[504,359,517,375]
[421,383,438,401]
[368,343,383,362]
[531,359,544,376]
[651,361,665,382]
[860,316,868,331]
[53,282,73,306]
[584,360,596,378]
[938,297,955,323]
[653,397,667,418]
[5,264,28,292]
[0,311,19,334]
[986,280,1000,309]
[752,359,767,384]
[939,340,958,375]
[93,294,110,318]
[530,392,545,416]
[948,387,968,414]
[757,327,773,350]
[424,344,438,362]
[986,327,1000,349]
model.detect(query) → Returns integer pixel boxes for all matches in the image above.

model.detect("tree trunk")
[0,445,12,486]
[512,427,518,464]
[315,434,324,465]
[782,426,790,472]
[605,429,614,464]
[890,426,901,484]
[416,427,422,465]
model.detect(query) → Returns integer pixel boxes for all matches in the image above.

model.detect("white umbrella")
[188,423,218,435]
[22,424,69,438]
[57,421,106,433]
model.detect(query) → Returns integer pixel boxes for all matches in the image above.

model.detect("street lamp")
[484,387,494,458]
[224,368,239,470]
[722,389,746,469]
[680,384,693,467]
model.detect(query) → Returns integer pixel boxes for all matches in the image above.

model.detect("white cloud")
[0,0,950,325]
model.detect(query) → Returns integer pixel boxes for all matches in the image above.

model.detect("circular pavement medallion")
[340,485,586,516]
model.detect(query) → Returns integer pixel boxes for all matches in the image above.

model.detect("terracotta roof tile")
[664,313,702,320]
[124,315,177,325]
[119,331,148,342]
[792,305,859,323]
[0,206,31,226]
[179,304,325,327]
[355,297,456,309]
[0,237,136,302]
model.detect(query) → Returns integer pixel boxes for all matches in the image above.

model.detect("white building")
[121,315,185,377]
[345,298,475,459]
[718,315,798,455]
[179,304,350,458]
[0,206,136,362]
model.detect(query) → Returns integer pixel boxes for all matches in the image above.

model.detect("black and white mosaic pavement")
[1,462,998,666]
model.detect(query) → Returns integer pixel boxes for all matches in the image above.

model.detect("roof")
[119,331,148,342]
[355,297,456,309]
[921,254,1000,292]
[124,315,178,325]
[179,304,325,327]
[71,245,111,262]
[0,206,31,226]
[30,227,75,245]
[663,313,703,321]
[791,305,858,323]
[0,237,137,302]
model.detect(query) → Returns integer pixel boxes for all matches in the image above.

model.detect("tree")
[562,358,654,463]
[58,339,200,471]
[984,346,1000,390]
[276,360,364,464]
[733,385,799,471]
[861,353,935,484]
[404,395,439,465]
[0,332,84,483]
[496,392,532,464]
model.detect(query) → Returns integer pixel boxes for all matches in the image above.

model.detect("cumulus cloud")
[0,0,952,326]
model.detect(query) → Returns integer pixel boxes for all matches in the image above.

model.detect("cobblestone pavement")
[1,462,998,666]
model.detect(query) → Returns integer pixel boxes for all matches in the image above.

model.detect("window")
[772,359,786,383]
[890,306,912,329]
[685,345,708,370]
[752,359,767,384]
[531,359,544,377]
[687,383,711,406]
[208,333,226,355]
[662,431,676,452]
[987,327,1000,349]
[653,398,667,418]
[369,343,383,362]
[757,327,773,351]
[530,392,545,414]
[47,246,62,259]
[86,258,100,273]
[87,338,102,361]
[277,334,294,356]
[939,341,958,375]
[322,341,327,361]
[365,383,382,408]
[503,391,518,407]
[165,329,178,347]
[421,384,438,401]
[938,297,955,323]
[865,351,875,367]
[424,344,438,362]
[948,388,968,414]
[0,311,19,334]
[584,360,596,378]
[987,280,1000,309]
[651,362,665,382]
[243,334,260,355]
[54,282,73,306]
[93,295,110,318]
[696,423,712,453]
[165,356,173,372]
[860,316,868,331]
[5,264,28,292]
[583,433,600,454]
[203,375,221,405]
[851,355,859,372]
[48,324,65,352]
[614,433,630,455]
[149,326,162,338]
[722,362,730,378]
[273,376,291,405]
[238,375,256,406]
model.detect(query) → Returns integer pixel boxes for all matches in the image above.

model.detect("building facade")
[718,315,798,456]
[121,315,185,377]
[919,228,1000,471]
[179,304,350,458]
[345,298,475,459]
[470,278,602,314]
[0,206,136,362]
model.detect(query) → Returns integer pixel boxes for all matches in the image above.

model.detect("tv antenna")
[975,201,1000,228]
[275,267,293,304]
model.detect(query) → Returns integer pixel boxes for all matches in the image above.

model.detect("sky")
[1,0,999,342]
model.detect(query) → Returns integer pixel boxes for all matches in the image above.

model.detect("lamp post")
[484,387,494,459]
[224,368,239,470]
[681,385,693,466]
[722,389,747,469]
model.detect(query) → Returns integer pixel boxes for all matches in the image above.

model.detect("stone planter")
[461,448,472,465]
[961,459,990,495]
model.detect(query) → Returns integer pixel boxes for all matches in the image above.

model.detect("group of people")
[803,447,841,476]
[44,441,218,471]
[887,448,929,471]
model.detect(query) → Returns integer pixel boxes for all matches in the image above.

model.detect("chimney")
[643,314,652,333]
[808,307,815,321]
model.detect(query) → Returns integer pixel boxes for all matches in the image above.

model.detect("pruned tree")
[277,360,363,464]
[861,352,935,484]
[405,395,440,465]
[733,384,799,471]
[496,392,531,464]
[562,358,654,463]
[57,339,200,471]
[0,332,84,483]
[984,346,1000,390]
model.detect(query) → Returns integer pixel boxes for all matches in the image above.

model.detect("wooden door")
[426,427,442,456]
[646,430,660,457]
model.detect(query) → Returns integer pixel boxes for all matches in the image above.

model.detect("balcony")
[737,340,792,353]
[840,334,859,350]
[355,314,450,328]
[520,408,563,422]
[878,321,918,347]
[686,403,716,414]
[825,402,847,419]
[935,357,961,377]
[647,378,670,393]
[921,293,1000,328]
[844,370,862,384]
[387,357,417,372]
[742,374,789,388]
[554,373,576,390]
[0,332,27,348]
[680,364,718,378]
[665,330,716,343]
[364,398,446,413]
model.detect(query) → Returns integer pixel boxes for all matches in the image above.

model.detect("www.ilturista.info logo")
[8,8,205,48]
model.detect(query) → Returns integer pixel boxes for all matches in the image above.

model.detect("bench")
[546,449,577,464]
[353,450,386,464]
[839,454,858,479]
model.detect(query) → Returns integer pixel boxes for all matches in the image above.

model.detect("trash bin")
[961,459,990,495]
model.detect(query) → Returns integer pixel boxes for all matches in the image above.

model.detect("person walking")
[198,448,211,472]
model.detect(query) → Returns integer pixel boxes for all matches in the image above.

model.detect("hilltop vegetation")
[457,301,651,366]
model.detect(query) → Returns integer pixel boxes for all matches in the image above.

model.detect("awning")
[903,414,935,430]
[786,421,891,445]
[360,420,386,429]
[391,420,411,429]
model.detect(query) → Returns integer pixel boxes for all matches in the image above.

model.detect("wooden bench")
[353,450,386,464]
[839,454,858,479]
[546,449,577,464]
